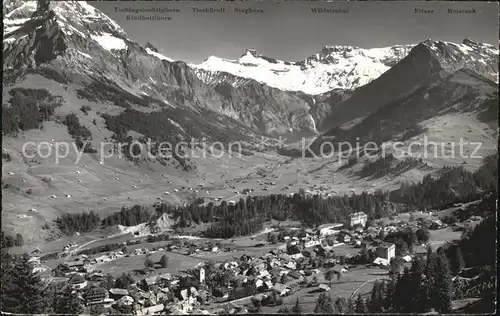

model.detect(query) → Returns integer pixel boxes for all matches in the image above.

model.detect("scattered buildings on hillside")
[37,206,451,315]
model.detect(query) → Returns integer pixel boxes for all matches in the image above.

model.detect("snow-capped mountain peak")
[4,0,126,37]
[3,0,178,72]
[5,1,131,71]
[240,48,259,58]
[191,44,414,94]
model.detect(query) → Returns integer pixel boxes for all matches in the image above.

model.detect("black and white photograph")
[1,0,498,314]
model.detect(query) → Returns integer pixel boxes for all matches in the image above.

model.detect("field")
[427,227,463,250]
[96,251,204,278]
[4,120,494,248]
[3,89,495,246]
[2,76,495,281]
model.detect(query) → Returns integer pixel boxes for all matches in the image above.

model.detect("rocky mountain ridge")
[3,1,498,140]
[317,38,499,132]
[2,0,318,137]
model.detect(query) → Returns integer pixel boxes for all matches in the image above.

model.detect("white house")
[373,257,390,266]
[318,284,331,292]
[137,304,165,315]
[290,252,303,260]
[199,267,206,283]
[348,212,368,228]
[255,279,264,288]
[95,255,111,263]
[318,223,344,237]
[259,270,271,279]
[117,295,134,306]
[70,275,88,290]
[376,243,396,261]
[305,239,322,248]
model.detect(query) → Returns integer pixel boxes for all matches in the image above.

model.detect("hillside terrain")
[1,1,498,316]
[2,0,498,248]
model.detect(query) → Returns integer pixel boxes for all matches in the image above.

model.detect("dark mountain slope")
[318,39,499,132]
[309,69,498,153]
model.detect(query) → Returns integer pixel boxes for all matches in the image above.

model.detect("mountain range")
[3,0,498,142]
[191,45,414,94]
[2,0,498,245]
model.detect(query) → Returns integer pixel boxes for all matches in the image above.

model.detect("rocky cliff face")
[421,39,498,83]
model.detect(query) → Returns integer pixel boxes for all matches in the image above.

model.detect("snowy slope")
[191,45,414,94]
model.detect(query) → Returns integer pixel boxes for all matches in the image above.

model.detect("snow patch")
[168,119,185,132]
[145,47,174,62]
[3,37,16,44]
[76,50,92,59]
[4,18,30,25]
[308,114,318,133]
[78,1,99,16]
[5,1,37,18]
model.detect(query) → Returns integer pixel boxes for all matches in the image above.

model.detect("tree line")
[352,206,496,314]
[2,88,63,135]
[314,216,495,314]
[154,190,399,239]
[63,113,96,153]
[357,155,422,179]
[55,211,101,235]
[391,154,497,208]
[1,230,24,248]
[101,204,154,228]
[55,205,155,235]
[51,156,495,239]
[1,250,83,314]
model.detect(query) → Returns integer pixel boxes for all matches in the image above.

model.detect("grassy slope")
[2,75,496,249]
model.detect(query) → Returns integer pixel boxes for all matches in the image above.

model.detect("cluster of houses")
[39,210,455,314]
[50,235,361,315]
[62,242,79,253]
[69,272,212,314]
[28,256,50,274]
[52,261,213,314]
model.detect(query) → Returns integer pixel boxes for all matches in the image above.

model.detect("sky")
[92,1,499,64]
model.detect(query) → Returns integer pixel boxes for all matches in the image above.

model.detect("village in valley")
[24,204,479,315]
[2,1,497,315]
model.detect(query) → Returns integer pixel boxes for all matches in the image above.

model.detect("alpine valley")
[1,1,498,314]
